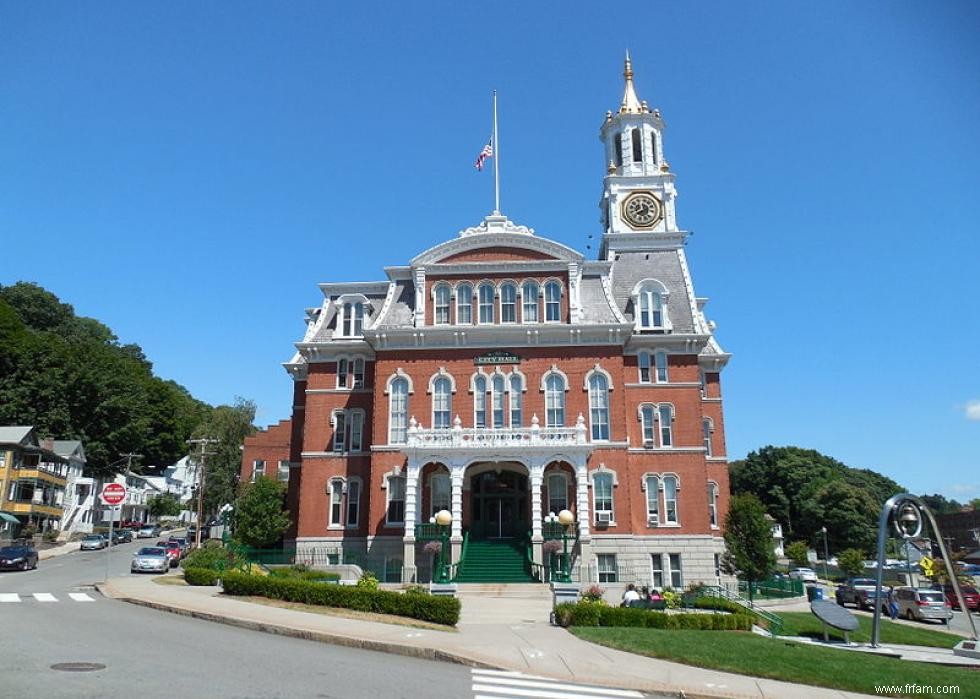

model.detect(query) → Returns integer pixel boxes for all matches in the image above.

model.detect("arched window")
[544,373,565,427]
[593,471,614,522]
[332,410,347,453]
[509,374,523,426]
[473,375,487,428]
[658,404,674,447]
[663,475,679,524]
[636,282,666,330]
[640,404,656,445]
[638,351,651,383]
[434,284,451,325]
[707,481,719,527]
[456,283,473,324]
[614,133,623,167]
[432,377,452,429]
[478,283,495,324]
[430,473,450,517]
[500,283,517,323]
[386,474,406,525]
[702,418,713,456]
[341,302,365,337]
[522,281,539,323]
[544,281,561,322]
[547,472,567,513]
[388,377,409,444]
[588,373,610,441]
[645,474,660,524]
[492,374,505,428]
[631,127,642,163]
[329,479,344,528]
[346,478,361,528]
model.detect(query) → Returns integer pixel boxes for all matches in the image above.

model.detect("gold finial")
[607,160,616,174]
[660,160,671,172]
[620,50,643,114]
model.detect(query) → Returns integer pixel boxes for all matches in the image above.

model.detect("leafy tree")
[970,498,980,511]
[721,494,777,603]
[148,493,182,518]
[919,494,964,515]
[190,399,257,516]
[837,548,866,578]
[233,478,290,548]
[785,540,810,567]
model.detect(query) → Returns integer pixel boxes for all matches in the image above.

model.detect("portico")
[400,415,593,582]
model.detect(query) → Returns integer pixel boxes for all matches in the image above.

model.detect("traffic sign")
[100,483,126,505]
[919,557,936,577]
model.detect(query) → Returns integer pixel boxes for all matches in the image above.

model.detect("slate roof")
[608,250,696,333]
[0,426,34,446]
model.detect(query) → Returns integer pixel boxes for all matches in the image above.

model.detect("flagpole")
[492,90,500,214]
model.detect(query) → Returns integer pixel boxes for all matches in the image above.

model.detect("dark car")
[836,578,887,611]
[117,529,134,543]
[0,543,39,571]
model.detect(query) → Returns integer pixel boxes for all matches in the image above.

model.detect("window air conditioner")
[643,439,654,449]
[647,516,658,526]
[596,511,612,525]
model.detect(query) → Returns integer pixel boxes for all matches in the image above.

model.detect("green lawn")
[570,628,980,698]
[776,612,962,648]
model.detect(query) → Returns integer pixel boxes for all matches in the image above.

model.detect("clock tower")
[599,53,685,259]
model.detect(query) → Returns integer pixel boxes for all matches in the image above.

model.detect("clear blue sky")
[2,2,978,500]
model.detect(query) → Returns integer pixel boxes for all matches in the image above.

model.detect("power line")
[187,438,219,548]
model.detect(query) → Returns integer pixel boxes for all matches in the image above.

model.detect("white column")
[529,463,544,567]
[575,461,591,542]
[413,267,426,327]
[403,461,420,583]
[450,466,464,542]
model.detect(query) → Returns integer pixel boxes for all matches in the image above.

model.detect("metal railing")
[406,421,588,449]
[448,531,469,582]
[738,576,805,599]
[693,585,783,637]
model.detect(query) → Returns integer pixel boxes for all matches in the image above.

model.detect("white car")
[789,567,818,583]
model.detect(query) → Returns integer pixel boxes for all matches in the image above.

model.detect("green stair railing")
[524,535,546,582]
[448,531,468,582]
[693,585,783,637]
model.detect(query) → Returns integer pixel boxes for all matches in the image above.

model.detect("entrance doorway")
[469,470,528,539]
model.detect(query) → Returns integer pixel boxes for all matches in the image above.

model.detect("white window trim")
[277,460,290,482]
[431,375,453,430]
[251,459,265,482]
[454,282,473,325]
[331,408,366,454]
[654,350,669,383]
[642,473,660,526]
[335,294,371,338]
[702,417,715,456]
[328,477,346,530]
[588,464,617,525]
[346,476,362,529]
[387,376,411,445]
[662,472,681,526]
[637,350,652,383]
[432,283,452,325]
[658,403,675,448]
[508,371,525,427]
[472,373,488,428]
[383,471,407,526]
[585,368,611,443]
[597,553,618,583]
[630,279,671,332]
[477,282,496,325]
[521,280,540,324]
[428,471,451,518]
[542,370,568,428]
[336,355,366,390]
[499,280,518,324]
[543,278,563,324]
[707,479,719,529]
[545,471,569,514]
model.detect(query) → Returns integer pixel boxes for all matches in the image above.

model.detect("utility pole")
[119,453,142,524]
[187,438,218,549]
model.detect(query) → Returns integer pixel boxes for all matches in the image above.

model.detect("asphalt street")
[0,541,476,699]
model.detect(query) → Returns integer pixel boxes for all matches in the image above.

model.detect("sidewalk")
[98,575,884,699]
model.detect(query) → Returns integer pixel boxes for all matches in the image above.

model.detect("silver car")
[80,534,107,550]
[895,586,953,624]
[131,546,170,574]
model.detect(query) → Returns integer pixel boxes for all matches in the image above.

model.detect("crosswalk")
[0,592,96,603]
[471,669,645,699]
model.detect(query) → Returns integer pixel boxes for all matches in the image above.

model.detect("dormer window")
[336,298,368,337]
[434,284,451,325]
[632,280,670,332]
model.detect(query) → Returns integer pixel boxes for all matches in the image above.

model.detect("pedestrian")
[887,586,899,620]
[621,583,641,607]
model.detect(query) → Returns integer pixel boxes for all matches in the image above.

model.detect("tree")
[233,478,290,548]
[837,548,866,578]
[919,494,964,515]
[721,494,777,603]
[148,493,182,518]
[189,399,257,516]
[970,498,980,511]
[785,540,810,567]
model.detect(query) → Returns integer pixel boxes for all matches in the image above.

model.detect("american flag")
[475,138,493,171]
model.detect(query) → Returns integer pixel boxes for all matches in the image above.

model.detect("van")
[894,587,952,624]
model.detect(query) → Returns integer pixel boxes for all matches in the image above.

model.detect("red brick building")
[243,58,732,587]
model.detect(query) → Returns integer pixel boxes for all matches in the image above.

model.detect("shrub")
[580,584,605,604]
[356,572,379,590]
[268,566,340,583]
[662,589,681,609]
[404,585,429,596]
[221,572,461,625]
[184,567,220,586]
[693,596,742,614]
[181,540,240,572]
[19,524,37,540]
[42,529,59,543]
[554,602,752,631]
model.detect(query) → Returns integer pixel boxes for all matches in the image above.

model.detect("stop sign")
[100,483,126,505]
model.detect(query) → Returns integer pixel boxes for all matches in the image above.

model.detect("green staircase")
[454,538,535,583]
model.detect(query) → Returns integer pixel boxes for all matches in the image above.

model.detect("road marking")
[33,593,58,602]
[69,593,94,602]
[471,669,643,699]
[0,593,20,603]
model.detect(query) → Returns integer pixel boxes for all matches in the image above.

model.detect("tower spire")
[619,51,645,114]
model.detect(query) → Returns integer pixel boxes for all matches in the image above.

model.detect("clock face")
[621,192,663,229]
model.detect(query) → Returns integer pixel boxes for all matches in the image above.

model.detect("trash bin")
[806,585,821,601]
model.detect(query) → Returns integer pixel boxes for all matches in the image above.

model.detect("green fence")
[738,576,805,599]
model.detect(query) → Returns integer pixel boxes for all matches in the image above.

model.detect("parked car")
[836,578,887,611]
[789,567,818,583]
[131,546,170,574]
[956,562,980,576]
[938,583,980,612]
[117,529,134,543]
[0,542,39,571]
[137,525,161,539]
[895,587,953,624]
[186,527,209,543]
[80,534,108,551]
[168,537,190,555]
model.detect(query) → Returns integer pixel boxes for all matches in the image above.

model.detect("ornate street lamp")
[433,509,453,584]
[554,509,575,583]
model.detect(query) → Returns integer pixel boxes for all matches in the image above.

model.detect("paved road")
[1,542,663,699]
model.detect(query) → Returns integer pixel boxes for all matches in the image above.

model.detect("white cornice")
[364,323,634,351]
[426,261,570,276]
[412,225,583,267]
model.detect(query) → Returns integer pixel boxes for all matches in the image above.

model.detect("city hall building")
[243,58,732,587]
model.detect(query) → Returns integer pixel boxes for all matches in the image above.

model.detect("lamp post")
[557,509,575,583]
[433,509,453,584]
[820,526,829,582]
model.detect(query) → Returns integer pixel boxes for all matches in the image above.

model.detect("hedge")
[268,566,341,583]
[184,567,220,586]
[221,572,461,626]
[554,602,752,631]
[691,596,743,614]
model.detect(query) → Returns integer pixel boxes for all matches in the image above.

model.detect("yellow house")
[0,426,69,537]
